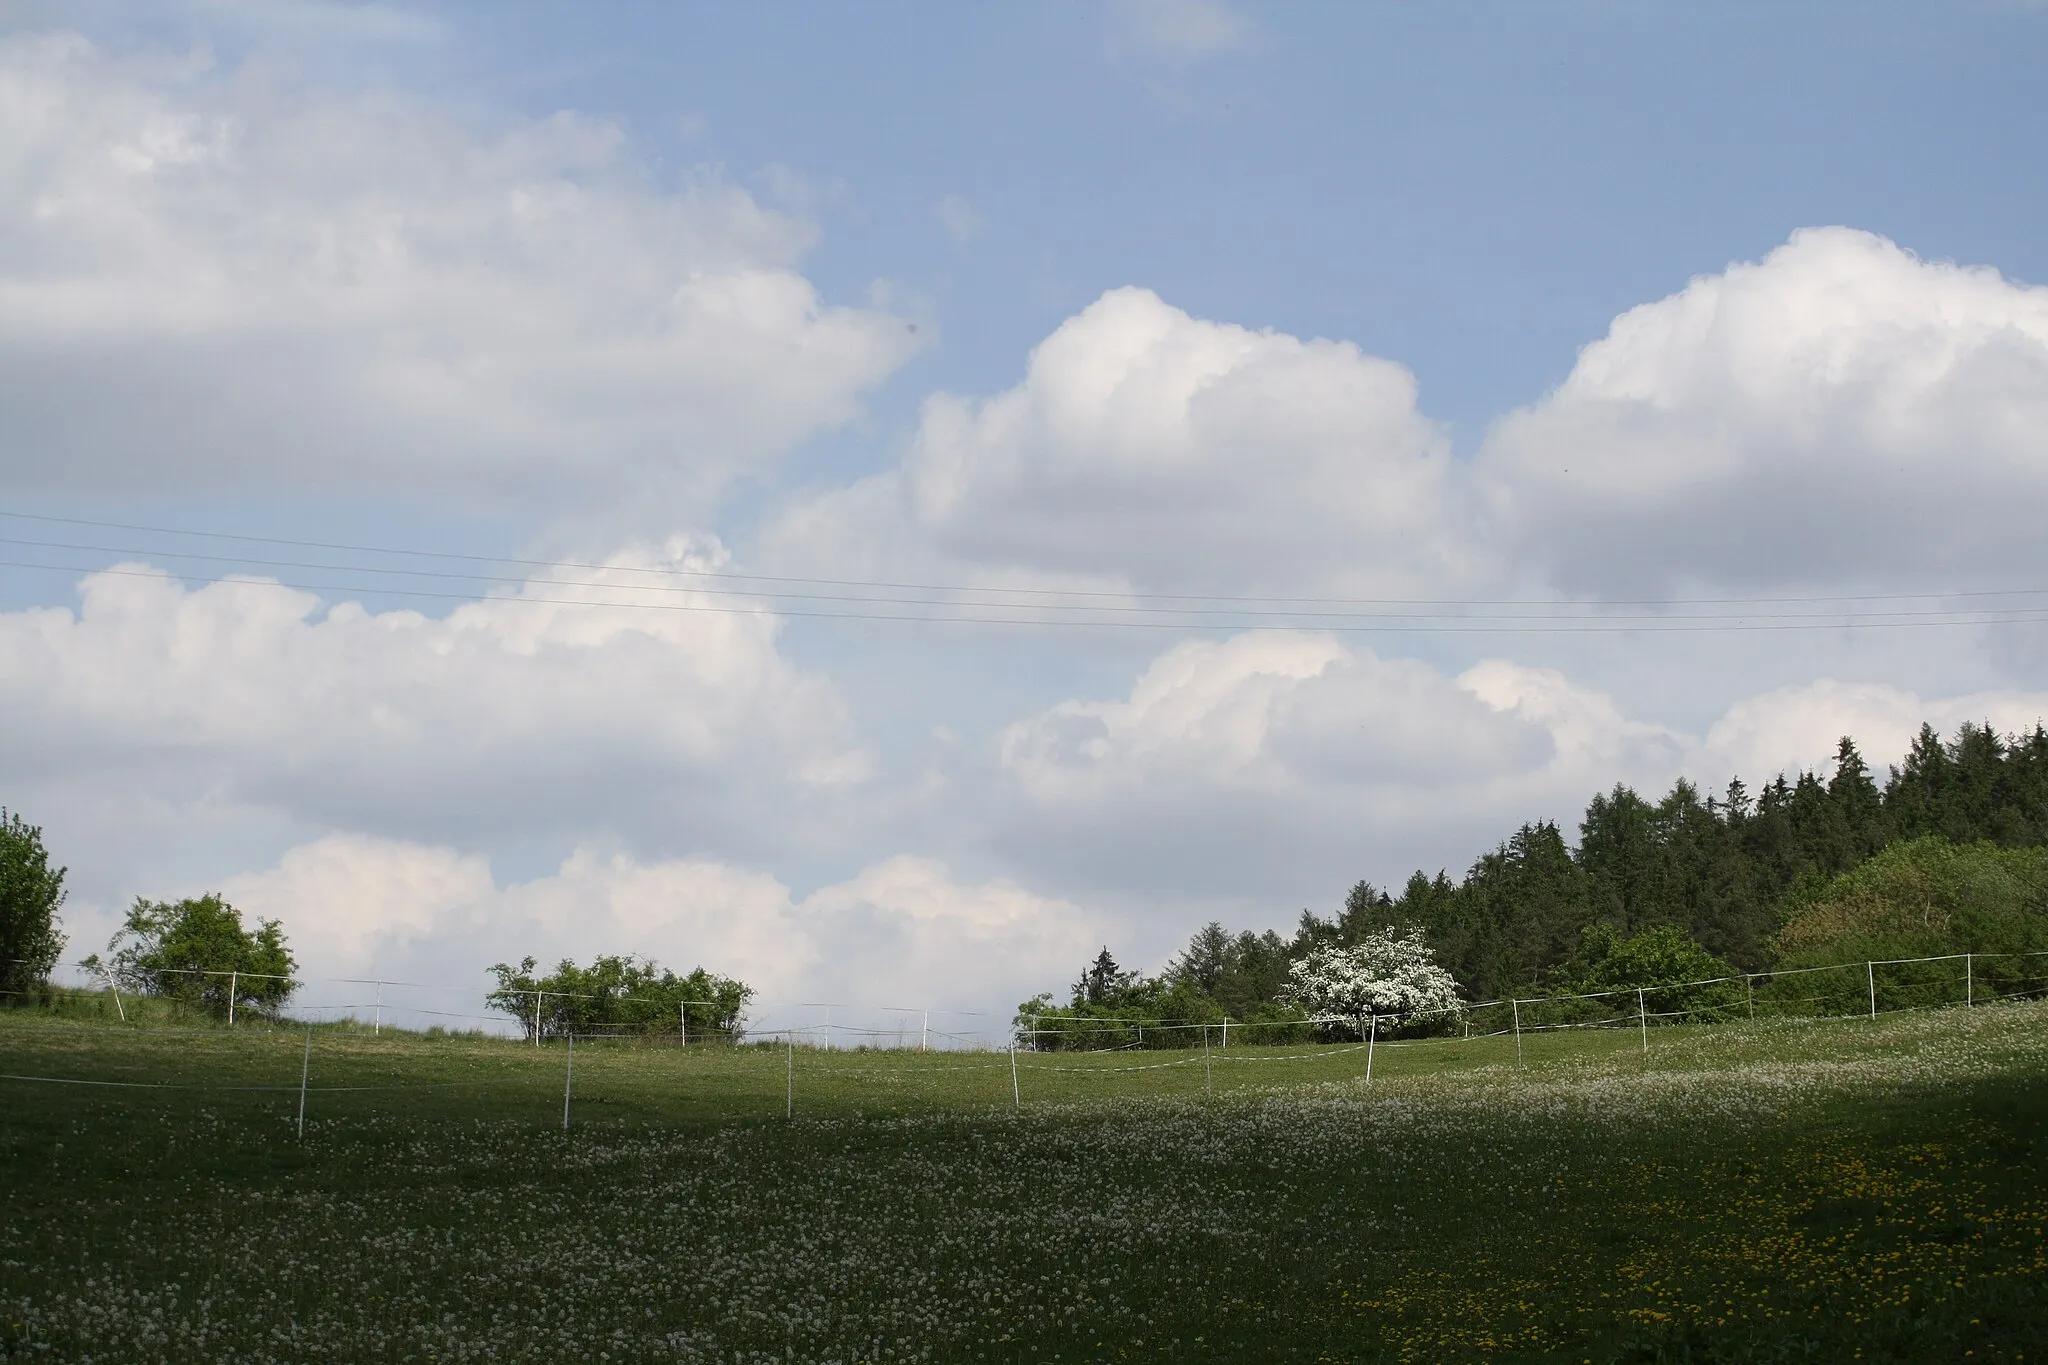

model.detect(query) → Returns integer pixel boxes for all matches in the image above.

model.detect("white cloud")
[1112,0,1250,62]
[210,835,1101,1027]
[764,285,1474,597]
[0,548,869,858]
[991,629,2048,901]
[0,32,919,508]
[1478,227,2048,593]
[1701,678,2048,782]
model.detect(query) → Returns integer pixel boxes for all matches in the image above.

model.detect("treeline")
[1397,722,2047,1001]
[1023,721,2048,1042]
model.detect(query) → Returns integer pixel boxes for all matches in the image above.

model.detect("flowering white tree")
[1281,926,1461,1037]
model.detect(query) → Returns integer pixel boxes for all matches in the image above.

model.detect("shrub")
[89,894,296,1019]
[0,809,66,997]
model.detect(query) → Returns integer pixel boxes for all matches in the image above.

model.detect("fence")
[4,958,1000,1050]
[3,948,2045,1139]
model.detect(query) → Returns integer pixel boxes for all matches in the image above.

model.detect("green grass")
[2,1002,2045,1362]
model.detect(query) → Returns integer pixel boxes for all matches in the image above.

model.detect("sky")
[4,0,2048,1040]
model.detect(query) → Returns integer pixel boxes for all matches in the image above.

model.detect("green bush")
[87,894,296,1020]
[0,809,67,998]
[1764,836,2048,1014]
[486,954,751,1042]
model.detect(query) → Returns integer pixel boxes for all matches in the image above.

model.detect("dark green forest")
[1022,721,2048,1041]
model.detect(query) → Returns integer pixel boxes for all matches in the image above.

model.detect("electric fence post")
[296,1025,313,1139]
[562,1033,574,1131]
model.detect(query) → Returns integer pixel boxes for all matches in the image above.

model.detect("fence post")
[1204,1025,1213,1096]
[373,981,382,1037]
[1966,953,1974,1009]
[227,970,237,1027]
[1222,1016,1229,1049]
[786,1033,793,1119]
[533,989,544,1047]
[921,1010,929,1053]
[1366,1014,1376,1087]
[679,1002,687,1048]
[100,966,125,1023]
[1867,961,1877,1020]
[562,1033,574,1131]
[296,1025,313,1139]
[1745,974,1754,1022]
[1637,988,1648,1054]
[1511,998,1522,1064]
[1010,1044,1020,1109]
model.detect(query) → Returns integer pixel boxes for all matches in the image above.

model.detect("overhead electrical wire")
[2,509,2045,634]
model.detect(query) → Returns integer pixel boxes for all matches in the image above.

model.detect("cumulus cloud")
[764,286,1473,597]
[209,835,1102,1028]
[0,32,919,507]
[0,549,869,859]
[992,630,2048,903]
[1479,227,2048,593]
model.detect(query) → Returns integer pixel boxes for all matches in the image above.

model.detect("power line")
[7,508,2046,609]
[10,535,2048,625]
[8,558,2048,633]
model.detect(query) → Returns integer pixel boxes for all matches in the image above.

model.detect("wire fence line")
[9,956,998,1049]
[13,949,2048,1054]
[4,948,2045,1138]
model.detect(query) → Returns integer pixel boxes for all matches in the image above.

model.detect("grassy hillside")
[3,1004,2045,1362]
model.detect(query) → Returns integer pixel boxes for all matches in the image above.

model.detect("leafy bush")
[88,894,296,1019]
[486,954,751,1042]
[1766,836,2048,1014]
[1545,923,1746,1026]
[1774,835,2048,962]
[0,809,66,998]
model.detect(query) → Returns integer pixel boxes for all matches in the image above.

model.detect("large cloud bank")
[0,548,868,859]
[769,285,1474,595]
[214,836,1100,1028]
[1479,227,2048,592]
[993,631,2048,904]
[0,33,917,505]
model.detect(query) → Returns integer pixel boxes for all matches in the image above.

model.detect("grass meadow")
[2,1000,2045,1363]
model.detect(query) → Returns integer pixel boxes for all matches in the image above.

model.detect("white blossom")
[1280,926,1462,1030]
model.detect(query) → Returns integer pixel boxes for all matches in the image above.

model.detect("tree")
[1168,922,1234,996]
[1280,926,1461,1037]
[1773,836,2048,965]
[486,955,752,1042]
[1074,947,1137,1007]
[92,895,296,1018]
[1578,785,1660,932]
[0,809,67,996]
[1555,923,1745,1025]
[1827,736,1889,859]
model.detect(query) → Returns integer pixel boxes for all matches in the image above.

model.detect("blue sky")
[5,0,2048,1032]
